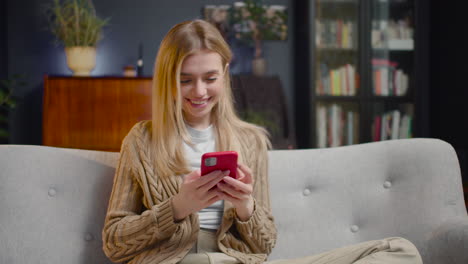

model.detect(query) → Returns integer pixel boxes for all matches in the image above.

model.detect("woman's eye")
[206,78,217,82]
[180,80,191,84]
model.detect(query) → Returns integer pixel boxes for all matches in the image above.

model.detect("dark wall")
[429,1,468,190]
[6,0,293,145]
[1,0,6,79]
[429,1,468,147]
[0,0,7,145]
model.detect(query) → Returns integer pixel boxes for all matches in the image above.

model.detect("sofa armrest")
[427,218,468,264]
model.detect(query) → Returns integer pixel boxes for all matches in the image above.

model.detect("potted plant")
[44,0,109,76]
[231,0,287,76]
[241,109,279,136]
[0,74,25,143]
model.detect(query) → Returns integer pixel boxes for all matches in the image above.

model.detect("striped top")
[102,121,277,264]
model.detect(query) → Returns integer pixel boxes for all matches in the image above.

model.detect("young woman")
[102,19,422,264]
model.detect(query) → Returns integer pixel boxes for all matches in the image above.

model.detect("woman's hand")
[171,169,229,221]
[217,163,255,221]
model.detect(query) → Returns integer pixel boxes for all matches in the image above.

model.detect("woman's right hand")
[171,169,229,221]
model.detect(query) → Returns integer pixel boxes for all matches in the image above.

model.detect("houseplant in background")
[231,0,287,76]
[44,0,109,76]
[0,74,25,143]
[241,109,279,136]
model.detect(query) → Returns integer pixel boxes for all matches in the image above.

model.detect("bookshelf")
[294,0,429,148]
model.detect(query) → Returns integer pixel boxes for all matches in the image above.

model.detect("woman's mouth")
[186,97,211,108]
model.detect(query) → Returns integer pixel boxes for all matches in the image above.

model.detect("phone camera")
[205,157,217,167]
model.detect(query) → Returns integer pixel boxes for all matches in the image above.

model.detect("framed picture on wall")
[202,5,231,40]
[202,2,288,74]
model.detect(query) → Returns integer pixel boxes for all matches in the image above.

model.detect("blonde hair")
[151,19,271,178]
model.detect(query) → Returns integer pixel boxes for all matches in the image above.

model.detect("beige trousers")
[178,229,423,264]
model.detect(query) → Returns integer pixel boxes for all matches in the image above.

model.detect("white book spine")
[394,70,401,96]
[399,115,411,139]
[391,110,401,140]
[401,73,409,96]
[317,105,327,148]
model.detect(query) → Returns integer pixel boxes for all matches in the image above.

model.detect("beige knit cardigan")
[102,121,277,264]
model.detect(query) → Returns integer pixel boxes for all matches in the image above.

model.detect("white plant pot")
[252,57,267,76]
[65,46,97,76]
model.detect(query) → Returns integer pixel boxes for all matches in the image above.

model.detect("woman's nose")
[192,79,207,97]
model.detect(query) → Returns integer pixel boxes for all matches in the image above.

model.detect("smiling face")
[180,49,225,129]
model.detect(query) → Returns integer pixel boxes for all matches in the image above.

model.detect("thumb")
[185,169,201,182]
[238,163,253,184]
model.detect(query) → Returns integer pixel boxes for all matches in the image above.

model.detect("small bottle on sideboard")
[137,42,144,77]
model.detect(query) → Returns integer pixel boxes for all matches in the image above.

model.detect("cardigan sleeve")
[232,133,278,255]
[101,127,182,263]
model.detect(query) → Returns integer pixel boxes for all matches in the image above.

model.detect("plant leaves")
[0,128,8,139]
[6,98,16,108]
[45,0,110,47]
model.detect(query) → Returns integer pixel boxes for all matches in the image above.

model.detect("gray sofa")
[1,138,467,264]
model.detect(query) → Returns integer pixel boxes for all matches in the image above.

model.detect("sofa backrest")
[0,146,118,264]
[267,138,467,263]
[0,138,466,264]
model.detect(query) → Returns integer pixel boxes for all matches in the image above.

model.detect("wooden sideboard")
[43,76,152,152]
[43,75,294,152]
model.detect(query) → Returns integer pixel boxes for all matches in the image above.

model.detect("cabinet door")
[43,76,153,151]
[369,0,415,141]
[313,0,361,148]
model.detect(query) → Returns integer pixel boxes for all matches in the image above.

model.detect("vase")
[252,57,266,76]
[65,46,97,76]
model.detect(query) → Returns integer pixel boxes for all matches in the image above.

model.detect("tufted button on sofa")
[1,138,467,264]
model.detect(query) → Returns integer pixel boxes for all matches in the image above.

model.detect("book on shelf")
[316,19,355,49]
[372,109,412,141]
[317,63,356,96]
[372,115,381,142]
[316,103,359,148]
[371,19,413,50]
[346,111,358,146]
[372,59,408,96]
[330,104,341,147]
[390,110,400,140]
[317,105,327,148]
[388,39,414,50]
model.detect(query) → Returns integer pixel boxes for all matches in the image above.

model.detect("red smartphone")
[201,151,238,179]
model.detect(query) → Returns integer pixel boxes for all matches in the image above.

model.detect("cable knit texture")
[102,121,277,264]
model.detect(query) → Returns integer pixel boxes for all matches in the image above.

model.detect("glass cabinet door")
[371,0,414,97]
[314,0,360,148]
[370,0,415,141]
[315,0,360,96]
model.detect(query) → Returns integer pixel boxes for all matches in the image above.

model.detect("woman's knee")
[386,237,423,263]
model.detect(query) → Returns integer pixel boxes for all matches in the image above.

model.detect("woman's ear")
[224,63,230,74]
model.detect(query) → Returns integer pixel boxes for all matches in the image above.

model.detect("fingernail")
[223,170,230,175]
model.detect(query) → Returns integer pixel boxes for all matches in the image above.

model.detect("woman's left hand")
[217,163,255,221]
